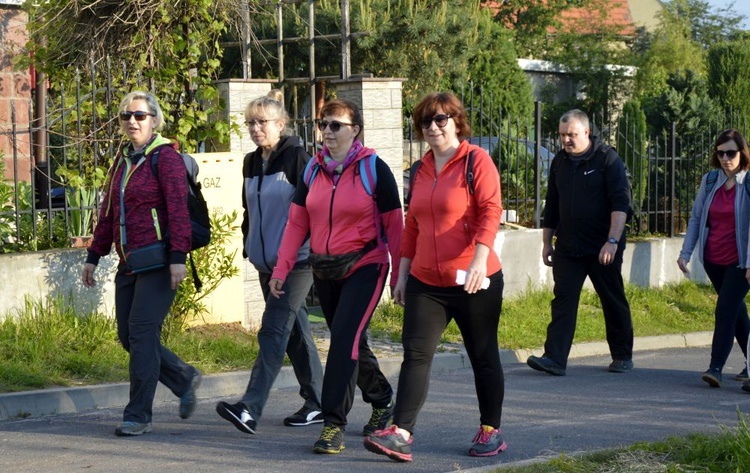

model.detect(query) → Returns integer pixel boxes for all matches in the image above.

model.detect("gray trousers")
[241,264,323,421]
[115,265,196,424]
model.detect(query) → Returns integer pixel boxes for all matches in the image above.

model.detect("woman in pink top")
[270,99,403,454]
[678,129,750,391]
[364,92,506,462]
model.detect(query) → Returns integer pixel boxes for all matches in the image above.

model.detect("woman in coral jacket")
[364,92,506,462]
[270,99,403,455]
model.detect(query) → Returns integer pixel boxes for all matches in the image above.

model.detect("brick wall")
[0,6,32,181]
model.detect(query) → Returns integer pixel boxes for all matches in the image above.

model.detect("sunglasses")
[246,119,270,127]
[715,149,740,160]
[419,114,452,129]
[120,111,155,121]
[317,120,354,133]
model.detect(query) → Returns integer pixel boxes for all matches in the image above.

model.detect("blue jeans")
[702,261,750,371]
[240,263,323,420]
[115,265,196,423]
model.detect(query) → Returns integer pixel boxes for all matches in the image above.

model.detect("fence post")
[669,122,676,238]
[534,101,542,228]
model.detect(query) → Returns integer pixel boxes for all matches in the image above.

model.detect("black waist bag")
[124,242,167,274]
[307,240,377,280]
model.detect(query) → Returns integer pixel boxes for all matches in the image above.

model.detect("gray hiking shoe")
[115,421,152,436]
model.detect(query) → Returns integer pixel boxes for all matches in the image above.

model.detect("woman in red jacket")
[270,99,403,454]
[82,91,201,436]
[364,92,506,461]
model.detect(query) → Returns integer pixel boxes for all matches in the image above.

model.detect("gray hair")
[560,109,590,130]
[118,91,165,131]
[244,95,290,136]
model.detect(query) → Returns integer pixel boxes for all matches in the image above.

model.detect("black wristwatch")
[607,237,619,245]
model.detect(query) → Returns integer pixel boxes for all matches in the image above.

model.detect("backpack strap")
[466,150,475,196]
[705,169,720,197]
[359,154,378,197]
[302,158,320,189]
[405,159,422,207]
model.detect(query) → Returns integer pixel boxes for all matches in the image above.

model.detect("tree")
[23,0,244,152]
[487,0,591,58]
[354,0,533,115]
[707,38,750,131]
[466,11,534,119]
[641,70,721,137]
[663,0,745,49]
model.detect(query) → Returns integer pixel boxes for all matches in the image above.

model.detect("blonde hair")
[267,89,284,104]
[244,95,290,137]
[118,91,165,131]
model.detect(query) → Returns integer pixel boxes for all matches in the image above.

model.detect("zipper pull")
[151,208,162,240]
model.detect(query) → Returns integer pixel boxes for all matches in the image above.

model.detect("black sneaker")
[527,355,566,376]
[363,425,413,462]
[179,370,202,419]
[469,425,507,457]
[742,380,750,393]
[735,367,749,381]
[284,406,323,426]
[216,401,256,434]
[702,368,722,388]
[362,399,394,436]
[608,359,633,373]
[313,424,345,454]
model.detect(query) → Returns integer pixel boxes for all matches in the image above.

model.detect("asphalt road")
[2,345,750,473]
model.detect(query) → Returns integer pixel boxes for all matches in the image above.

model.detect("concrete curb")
[0,332,713,421]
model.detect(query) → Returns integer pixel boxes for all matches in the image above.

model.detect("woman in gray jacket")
[215,94,324,434]
[678,128,750,390]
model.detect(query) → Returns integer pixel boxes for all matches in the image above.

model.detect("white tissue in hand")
[455,269,490,290]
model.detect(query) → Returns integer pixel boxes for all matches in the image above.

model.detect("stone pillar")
[0,6,31,181]
[213,79,275,153]
[333,78,406,197]
[212,79,281,330]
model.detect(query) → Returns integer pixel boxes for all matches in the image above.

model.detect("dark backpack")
[151,148,211,291]
[405,150,475,208]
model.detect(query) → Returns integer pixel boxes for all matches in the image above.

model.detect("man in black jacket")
[527,109,634,376]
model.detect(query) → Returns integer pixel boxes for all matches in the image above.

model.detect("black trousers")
[544,253,633,368]
[114,265,196,423]
[314,263,393,428]
[702,261,750,371]
[393,270,505,434]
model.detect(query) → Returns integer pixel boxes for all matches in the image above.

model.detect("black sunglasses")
[120,111,155,121]
[419,114,452,129]
[246,119,270,127]
[715,149,739,160]
[317,120,354,133]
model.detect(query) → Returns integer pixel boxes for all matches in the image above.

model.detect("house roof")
[485,0,642,37]
[558,0,637,36]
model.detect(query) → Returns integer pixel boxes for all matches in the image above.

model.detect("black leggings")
[314,263,393,428]
[393,270,505,434]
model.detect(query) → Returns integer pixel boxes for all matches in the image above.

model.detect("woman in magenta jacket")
[270,99,403,455]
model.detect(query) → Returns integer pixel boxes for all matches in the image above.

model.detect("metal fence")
[404,94,745,237]
[3,68,745,254]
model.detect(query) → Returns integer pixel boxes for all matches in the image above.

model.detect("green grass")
[494,411,750,472]
[0,280,720,393]
[368,280,719,349]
